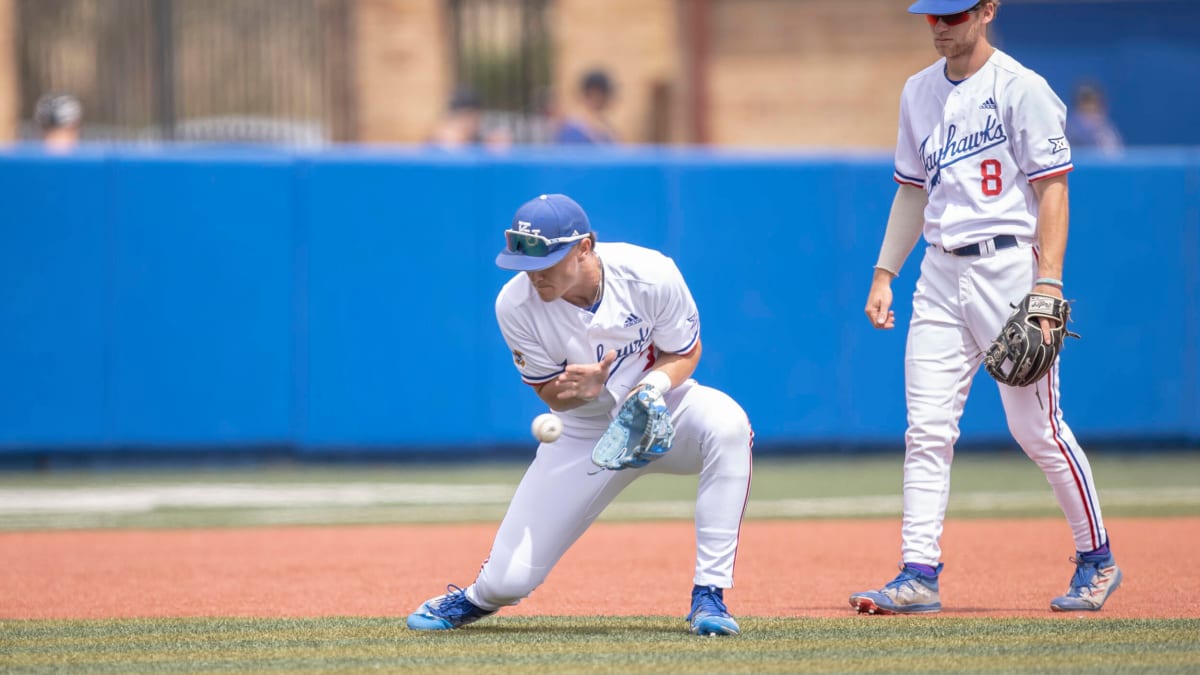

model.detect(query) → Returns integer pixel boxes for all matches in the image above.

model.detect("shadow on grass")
[403,616,708,639]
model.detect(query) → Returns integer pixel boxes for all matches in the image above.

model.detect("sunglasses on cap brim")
[504,230,590,257]
[926,1,983,26]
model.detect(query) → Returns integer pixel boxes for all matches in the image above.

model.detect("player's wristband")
[1034,277,1064,289]
[638,370,672,395]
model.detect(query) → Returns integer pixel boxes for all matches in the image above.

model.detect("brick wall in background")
[2,0,936,147]
[0,0,17,141]
[355,0,450,144]
[707,0,933,148]
[546,0,936,147]
[554,0,682,144]
[10,2,1196,147]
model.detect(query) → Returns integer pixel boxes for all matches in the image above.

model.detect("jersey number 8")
[981,159,1003,196]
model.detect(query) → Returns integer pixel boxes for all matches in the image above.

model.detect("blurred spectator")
[34,93,83,152]
[1066,83,1123,155]
[554,68,618,145]
[428,85,511,150]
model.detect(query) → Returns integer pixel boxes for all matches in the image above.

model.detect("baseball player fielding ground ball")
[407,194,753,636]
[849,0,1120,615]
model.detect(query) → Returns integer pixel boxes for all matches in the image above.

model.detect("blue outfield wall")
[0,146,1197,457]
[995,0,1200,147]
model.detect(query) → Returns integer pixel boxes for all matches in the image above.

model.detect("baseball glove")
[590,386,675,471]
[984,292,1079,387]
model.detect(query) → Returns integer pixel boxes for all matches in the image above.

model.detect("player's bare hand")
[865,271,896,330]
[556,350,617,401]
[1032,283,1063,344]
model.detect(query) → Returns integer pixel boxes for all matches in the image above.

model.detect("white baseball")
[531,413,563,443]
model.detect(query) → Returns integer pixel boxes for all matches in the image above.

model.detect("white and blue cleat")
[850,563,943,615]
[1051,550,1122,612]
[687,585,741,636]
[406,584,495,631]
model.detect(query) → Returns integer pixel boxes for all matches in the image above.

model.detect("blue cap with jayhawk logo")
[495,194,593,272]
[907,0,980,14]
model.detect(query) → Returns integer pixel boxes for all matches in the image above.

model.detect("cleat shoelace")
[884,567,925,593]
[430,584,480,621]
[689,587,730,620]
[1065,557,1108,596]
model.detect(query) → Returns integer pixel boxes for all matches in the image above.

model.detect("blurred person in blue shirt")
[1066,82,1123,155]
[554,69,618,145]
[428,85,511,150]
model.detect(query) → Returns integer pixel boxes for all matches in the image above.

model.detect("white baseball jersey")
[495,242,700,432]
[893,49,1073,250]
[469,241,750,609]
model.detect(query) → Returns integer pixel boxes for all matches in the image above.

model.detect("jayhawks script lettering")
[922,115,1007,189]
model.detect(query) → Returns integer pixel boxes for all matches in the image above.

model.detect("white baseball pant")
[464,381,753,611]
[902,242,1108,565]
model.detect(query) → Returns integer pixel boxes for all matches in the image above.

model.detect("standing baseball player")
[849,0,1120,614]
[406,193,753,636]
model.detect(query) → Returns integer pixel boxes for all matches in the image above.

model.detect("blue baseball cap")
[908,0,979,14]
[495,194,594,271]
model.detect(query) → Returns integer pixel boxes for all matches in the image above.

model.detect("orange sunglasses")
[925,1,983,26]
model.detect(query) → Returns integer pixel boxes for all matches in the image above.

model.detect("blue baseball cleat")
[687,585,740,636]
[406,584,495,630]
[850,563,943,615]
[1051,550,1122,612]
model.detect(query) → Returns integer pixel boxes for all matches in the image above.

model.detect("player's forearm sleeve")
[875,185,927,275]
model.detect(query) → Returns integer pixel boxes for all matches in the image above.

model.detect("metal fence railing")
[448,0,553,144]
[16,0,555,146]
[16,0,353,146]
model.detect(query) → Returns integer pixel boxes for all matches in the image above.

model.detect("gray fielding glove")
[590,386,675,470]
[984,292,1079,387]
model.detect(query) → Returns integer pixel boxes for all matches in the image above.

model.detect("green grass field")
[2,452,1198,673]
[3,616,1199,673]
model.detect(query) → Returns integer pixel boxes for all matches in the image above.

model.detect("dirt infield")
[2,517,1196,620]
